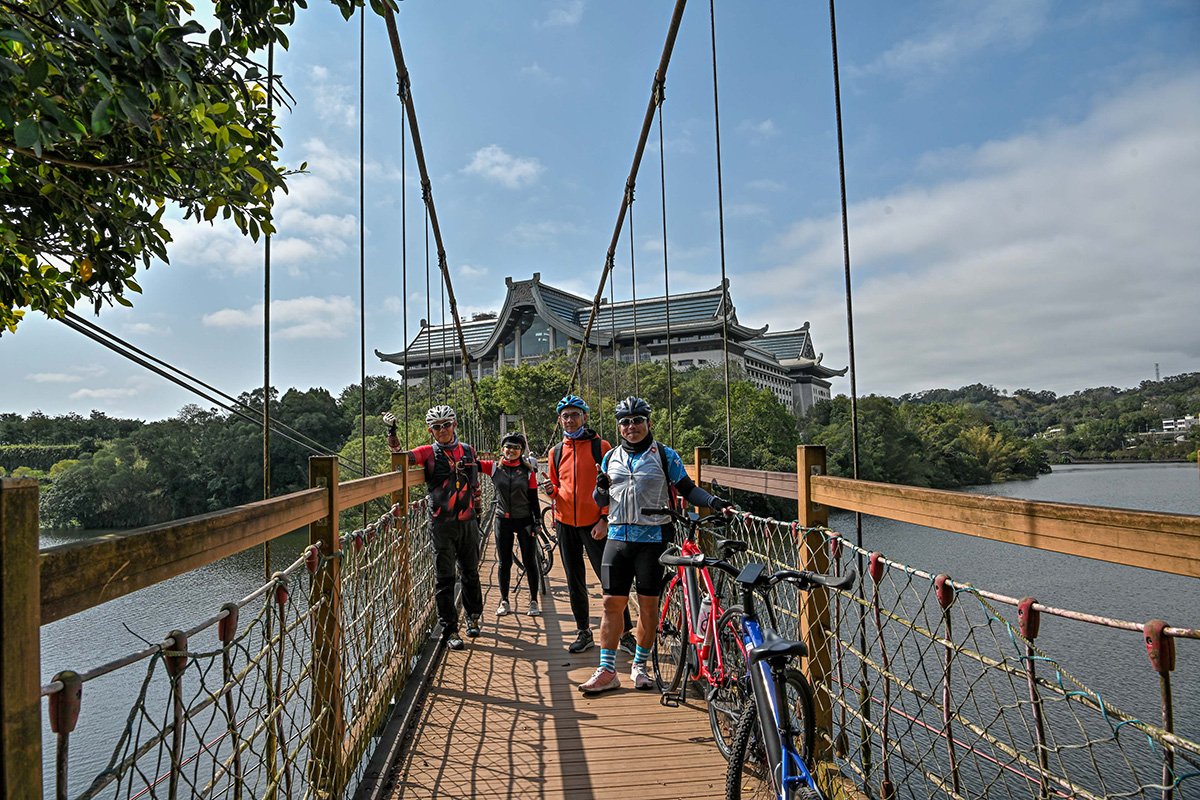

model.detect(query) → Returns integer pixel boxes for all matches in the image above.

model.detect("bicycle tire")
[652,579,689,693]
[708,605,750,760]
[726,669,817,800]
[536,546,552,596]
[541,505,556,539]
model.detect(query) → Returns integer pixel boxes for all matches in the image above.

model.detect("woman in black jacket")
[482,432,543,618]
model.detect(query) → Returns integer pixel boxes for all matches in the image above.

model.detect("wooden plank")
[339,467,425,511]
[811,475,1200,578]
[1,479,42,800]
[40,487,327,624]
[384,542,730,800]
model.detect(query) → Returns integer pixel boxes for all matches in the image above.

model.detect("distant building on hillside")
[1162,415,1198,433]
[376,273,844,416]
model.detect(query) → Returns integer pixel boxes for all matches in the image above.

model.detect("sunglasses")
[559,411,584,420]
[618,416,648,427]
[429,421,454,431]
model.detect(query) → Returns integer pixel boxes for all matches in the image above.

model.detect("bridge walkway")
[381,540,727,799]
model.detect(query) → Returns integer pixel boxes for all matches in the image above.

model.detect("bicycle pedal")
[660,692,682,708]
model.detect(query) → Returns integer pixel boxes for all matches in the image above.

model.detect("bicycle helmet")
[425,404,457,426]
[500,432,527,451]
[556,394,589,414]
[614,396,651,420]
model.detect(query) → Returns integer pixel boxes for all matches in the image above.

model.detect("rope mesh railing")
[40,481,498,800]
[700,511,1199,800]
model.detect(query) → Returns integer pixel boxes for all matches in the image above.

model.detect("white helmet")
[425,405,457,426]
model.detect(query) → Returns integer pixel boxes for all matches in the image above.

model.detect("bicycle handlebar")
[641,506,731,527]
[659,549,856,594]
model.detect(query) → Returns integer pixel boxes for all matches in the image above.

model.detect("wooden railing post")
[1,478,42,799]
[391,452,413,675]
[694,447,711,516]
[797,446,834,760]
[308,456,345,797]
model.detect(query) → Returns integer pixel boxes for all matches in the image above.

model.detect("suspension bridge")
[3,1,1200,799]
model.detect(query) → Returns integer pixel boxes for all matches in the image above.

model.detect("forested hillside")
[5,363,1196,529]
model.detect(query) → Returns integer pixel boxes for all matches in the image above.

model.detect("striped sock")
[634,645,651,665]
[599,648,617,672]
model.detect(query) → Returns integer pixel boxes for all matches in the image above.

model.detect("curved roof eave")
[530,283,612,347]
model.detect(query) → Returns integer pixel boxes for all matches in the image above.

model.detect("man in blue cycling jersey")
[580,396,735,694]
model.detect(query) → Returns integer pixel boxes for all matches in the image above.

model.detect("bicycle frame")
[660,535,732,699]
[736,581,817,798]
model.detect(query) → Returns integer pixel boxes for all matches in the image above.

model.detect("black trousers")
[495,516,539,601]
[557,521,633,633]
[431,519,484,635]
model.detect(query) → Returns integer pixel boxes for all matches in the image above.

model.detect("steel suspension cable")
[655,80,675,447]
[358,4,367,524]
[262,38,275,578]
[400,74,410,447]
[382,9,484,423]
[567,0,689,394]
[827,0,870,783]
[708,0,733,466]
[57,314,369,474]
[627,181,640,395]
[424,199,431,412]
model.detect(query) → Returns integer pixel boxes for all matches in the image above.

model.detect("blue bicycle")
[659,548,854,800]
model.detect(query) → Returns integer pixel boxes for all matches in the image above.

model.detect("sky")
[3,0,1199,421]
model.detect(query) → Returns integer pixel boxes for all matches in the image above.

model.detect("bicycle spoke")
[652,580,687,693]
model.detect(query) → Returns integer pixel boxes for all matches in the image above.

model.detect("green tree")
[0,0,393,333]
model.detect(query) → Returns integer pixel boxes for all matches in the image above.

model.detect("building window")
[501,337,515,363]
[520,312,551,357]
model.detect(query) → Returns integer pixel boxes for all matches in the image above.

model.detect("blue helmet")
[556,394,589,414]
[615,396,651,420]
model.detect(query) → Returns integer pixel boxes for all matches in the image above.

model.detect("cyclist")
[546,394,636,656]
[581,396,734,693]
[385,406,485,651]
[479,432,542,619]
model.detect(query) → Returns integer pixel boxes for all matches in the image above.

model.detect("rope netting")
[701,511,1199,800]
[41,482,497,800]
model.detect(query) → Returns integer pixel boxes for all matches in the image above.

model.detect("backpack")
[552,436,604,477]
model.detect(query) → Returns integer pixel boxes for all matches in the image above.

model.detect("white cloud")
[509,220,580,245]
[738,119,779,143]
[750,71,1200,396]
[859,0,1050,78]
[123,322,170,336]
[747,179,785,192]
[28,373,83,383]
[203,296,356,340]
[456,263,488,279]
[521,62,563,86]
[463,145,544,189]
[71,387,139,400]
[538,0,584,28]
[308,65,356,128]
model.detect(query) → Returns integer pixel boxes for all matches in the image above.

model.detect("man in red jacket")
[546,395,634,654]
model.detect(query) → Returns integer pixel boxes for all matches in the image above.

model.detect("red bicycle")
[650,505,751,759]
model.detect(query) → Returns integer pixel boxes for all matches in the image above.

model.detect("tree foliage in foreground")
[0,0,394,334]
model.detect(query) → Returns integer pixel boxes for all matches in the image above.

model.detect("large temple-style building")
[375,273,845,416]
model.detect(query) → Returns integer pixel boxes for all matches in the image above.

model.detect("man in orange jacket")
[546,395,635,654]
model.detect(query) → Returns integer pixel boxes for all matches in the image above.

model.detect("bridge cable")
[567,0,688,395]
[262,38,275,578]
[627,180,640,395]
[424,198,431,412]
[382,9,484,425]
[358,4,368,525]
[826,0,871,777]
[707,0,733,466]
[399,72,410,448]
[654,77,675,447]
[56,313,370,475]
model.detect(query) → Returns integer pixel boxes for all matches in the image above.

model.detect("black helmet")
[500,431,527,451]
[615,396,651,420]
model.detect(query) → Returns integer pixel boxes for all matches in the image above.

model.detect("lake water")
[37,462,1200,796]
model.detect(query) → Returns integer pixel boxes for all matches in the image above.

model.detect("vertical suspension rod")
[568,0,689,394]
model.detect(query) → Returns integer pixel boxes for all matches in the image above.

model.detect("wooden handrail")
[693,461,1200,578]
[338,468,423,512]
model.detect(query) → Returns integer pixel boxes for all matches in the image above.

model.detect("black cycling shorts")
[601,539,669,598]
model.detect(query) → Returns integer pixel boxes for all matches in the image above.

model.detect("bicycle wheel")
[708,605,750,760]
[536,542,552,597]
[726,669,817,800]
[541,505,556,539]
[538,526,556,576]
[652,579,689,693]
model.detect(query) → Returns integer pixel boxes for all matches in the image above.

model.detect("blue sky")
[4,0,1199,421]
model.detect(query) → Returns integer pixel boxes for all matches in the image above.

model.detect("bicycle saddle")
[747,630,808,665]
[716,537,748,556]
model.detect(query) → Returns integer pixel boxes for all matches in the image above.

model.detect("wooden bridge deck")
[382,540,729,799]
